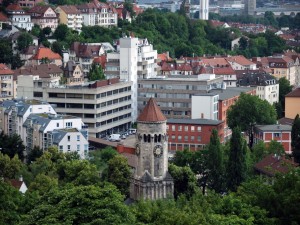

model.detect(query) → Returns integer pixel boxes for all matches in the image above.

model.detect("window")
[84,144,88,151]
[178,126,182,131]
[68,145,71,151]
[184,136,188,142]
[178,136,182,141]
[59,145,63,151]
[191,126,195,132]
[197,136,201,142]
[184,126,188,131]
[67,136,70,141]
[274,133,281,138]
[77,145,80,151]
[197,126,201,132]
[56,123,59,127]
[66,122,73,128]
[172,135,175,140]
[77,135,80,141]
[166,125,169,131]
[191,136,195,141]
[172,125,175,131]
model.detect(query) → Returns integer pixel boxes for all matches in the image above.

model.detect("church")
[130,98,174,200]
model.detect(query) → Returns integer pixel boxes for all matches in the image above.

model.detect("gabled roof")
[137,98,166,122]
[0,12,9,22]
[286,88,300,98]
[13,64,63,80]
[254,154,298,177]
[226,55,255,66]
[30,47,62,60]
[0,64,14,75]
[70,42,101,58]
[28,5,53,14]
[57,5,81,14]
[6,4,23,11]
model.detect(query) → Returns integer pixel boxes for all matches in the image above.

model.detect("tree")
[0,153,23,179]
[0,39,14,65]
[87,63,106,81]
[206,129,224,193]
[266,140,285,156]
[42,27,52,36]
[169,164,198,199]
[17,33,33,52]
[106,155,131,197]
[278,77,293,117]
[227,93,277,148]
[226,127,248,191]
[292,114,300,162]
[53,24,70,40]
[0,132,25,161]
[21,184,135,225]
[28,173,58,195]
[26,146,43,164]
[252,140,267,163]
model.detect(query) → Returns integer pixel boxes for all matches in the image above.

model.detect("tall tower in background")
[130,98,174,200]
[199,0,209,20]
[245,0,256,15]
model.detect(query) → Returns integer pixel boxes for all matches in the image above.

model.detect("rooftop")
[167,118,223,126]
[137,98,166,122]
[255,124,292,132]
[286,88,300,98]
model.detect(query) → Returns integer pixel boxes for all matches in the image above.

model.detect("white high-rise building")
[199,0,209,20]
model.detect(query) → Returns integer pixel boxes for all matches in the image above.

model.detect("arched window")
[144,134,147,142]
[158,134,161,142]
[147,134,151,143]
[154,134,158,143]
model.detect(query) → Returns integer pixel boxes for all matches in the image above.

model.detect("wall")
[285,97,300,119]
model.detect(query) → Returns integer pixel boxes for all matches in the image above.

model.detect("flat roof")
[167,118,223,125]
[255,124,292,132]
[194,87,255,100]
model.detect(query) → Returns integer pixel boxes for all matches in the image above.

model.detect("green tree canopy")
[17,33,33,52]
[227,93,277,148]
[88,63,106,81]
[292,114,300,163]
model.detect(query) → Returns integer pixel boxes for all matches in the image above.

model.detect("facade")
[226,55,257,70]
[28,46,62,66]
[245,0,256,15]
[63,61,85,86]
[0,64,14,101]
[69,42,105,76]
[28,6,58,31]
[76,0,118,27]
[0,99,88,158]
[130,98,173,200]
[167,118,224,151]
[17,77,133,138]
[254,124,292,154]
[285,88,300,120]
[236,71,279,105]
[192,87,256,140]
[138,74,224,119]
[55,5,83,31]
[18,0,44,7]
[6,4,33,31]
[199,0,209,20]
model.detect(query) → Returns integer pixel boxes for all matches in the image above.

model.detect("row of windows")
[59,144,88,151]
[96,104,131,117]
[67,135,81,142]
[167,125,202,132]
[95,113,131,127]
[170,135,202,142]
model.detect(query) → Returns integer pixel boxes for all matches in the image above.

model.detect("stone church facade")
[130,98,174,200]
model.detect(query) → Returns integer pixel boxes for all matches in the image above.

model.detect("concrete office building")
[17,77,133,138]
[138,74,224,119]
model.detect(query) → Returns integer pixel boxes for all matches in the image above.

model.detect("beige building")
[55,5,83,31]
[17,77,133,138]
[63,61,84,86]
[285,88,300,120]
[0,64,14,102]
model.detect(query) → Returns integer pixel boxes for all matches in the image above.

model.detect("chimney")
[19,175,23,182]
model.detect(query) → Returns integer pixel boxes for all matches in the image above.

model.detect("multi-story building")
[192,87,256,140]
[27,46,62,66]
[18,0,44,7]
[63,61,84,86]
[17,77,133,138]
[267,55,296,86]
[226,55,257,70]
[6,4,33,31]
[254,124,292,154]
[28,6,58,31]
[69,42,105,76]
[0,99,89,158]
[167,118,224,151]
[285,87,300,120]
[138,74,224,119]
[106,37,160,120]
[55,5,83,31]
[76,0,117,27]
[236,71,279,105]
[0,64,14,102]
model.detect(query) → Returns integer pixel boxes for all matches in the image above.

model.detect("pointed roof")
[137,98,166,122]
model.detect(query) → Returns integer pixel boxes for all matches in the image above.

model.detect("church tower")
[130,98,174,200]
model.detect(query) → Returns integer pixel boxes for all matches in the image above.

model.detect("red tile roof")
[158,52,172,62]
[93,55,106,68]
[58,5,80,14]
[6,4,23,11]
[254,154,298,177]
[0,64,14,75]
[286,88,300,97]
[31,47,62,60]
[201,57,229,67]
[226,55,255,66]
[28,5,52,14]
[137,98,166,122]
[8,179,23,189]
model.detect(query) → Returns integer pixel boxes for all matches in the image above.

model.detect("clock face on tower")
[136,144,140,156]
[153,145,163,158]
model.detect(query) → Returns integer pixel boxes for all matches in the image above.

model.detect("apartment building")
[76,0,117,27]
[6,4,33,31]
[69,42,105,76]
[28,6,58,31]
[27,46,62,66]
[192,87,256,140]
[106,37,159,120]
[18,0,44,7]
[167,118,224,151]
[63,61,84,86]
[0,64,14,102]
[17,77,133,138]
[236,71,279,105]
[138,74,224,119]
[0,99,89,158]
[254,124,292,154]
[55,5,83,31]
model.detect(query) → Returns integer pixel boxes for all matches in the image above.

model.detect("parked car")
[108,134,121,142]
[128,129,137,134]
